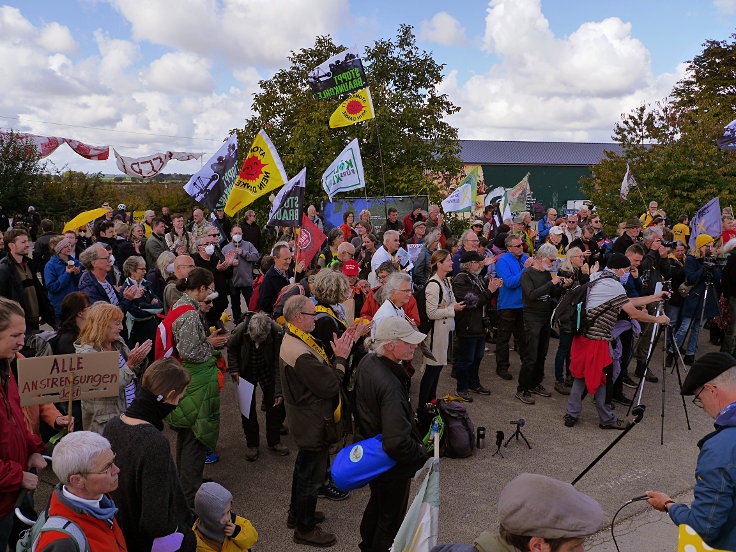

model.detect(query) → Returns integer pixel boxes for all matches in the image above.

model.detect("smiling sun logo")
[345,99,365,116]
[239,155,268,181]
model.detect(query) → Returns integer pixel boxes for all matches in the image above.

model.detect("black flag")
[267,168,306,227]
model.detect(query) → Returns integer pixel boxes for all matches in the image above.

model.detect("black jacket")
[612,232,640,255]
[639,247,672,295]
[227,314,283,387]
[240,221,262,253]
[353,353,427,478]
[32,232,59,267]
[0,255,54,324]
[452,271,493,338]
[258,266,289,314]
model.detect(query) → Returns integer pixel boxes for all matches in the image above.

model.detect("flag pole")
[372,117,389,220]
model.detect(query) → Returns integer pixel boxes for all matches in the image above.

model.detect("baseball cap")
[471,220,484,227]
[549,226,564,236]
[375,316,426,344]
[342,260,359,276]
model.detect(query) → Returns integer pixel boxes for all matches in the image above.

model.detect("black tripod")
[504,421,531,449]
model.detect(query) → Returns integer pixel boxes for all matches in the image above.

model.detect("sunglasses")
[203,300,213,305]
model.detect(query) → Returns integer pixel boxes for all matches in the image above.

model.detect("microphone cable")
[611,495,649,552]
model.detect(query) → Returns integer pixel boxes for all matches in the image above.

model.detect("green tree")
[581,34,736,233]
[0,131,47,211]
[233,25,463,221]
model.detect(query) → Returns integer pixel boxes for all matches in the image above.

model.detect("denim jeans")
[674,316,707,355]
[565,376,616,425]
[554,332,573,382]
[289,448,330,532]
[455,336,485,392]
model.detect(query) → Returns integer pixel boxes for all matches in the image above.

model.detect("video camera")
[660,240,677,249]
[703,254,726,270]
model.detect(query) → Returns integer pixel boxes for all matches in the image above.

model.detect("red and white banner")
[1,132,65,157]
[114,149,203,179]
[65,139,109,160]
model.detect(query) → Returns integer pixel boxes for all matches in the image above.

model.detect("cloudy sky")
[1,0,735,176]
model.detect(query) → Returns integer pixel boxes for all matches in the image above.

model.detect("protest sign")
[329,87,375,128]
[17,352,119,407]
[309,47,367,100]
[407,243,423,263]
[689,197,721,249]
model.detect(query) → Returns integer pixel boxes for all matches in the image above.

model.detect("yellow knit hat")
[695,234,714,249]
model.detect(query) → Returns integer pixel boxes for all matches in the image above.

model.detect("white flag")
[322,138,365,201]
[441,182,475,213]
[115,149,202,179]
[620,163,638,200]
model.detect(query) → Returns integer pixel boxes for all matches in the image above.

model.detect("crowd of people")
[1,196,736,551]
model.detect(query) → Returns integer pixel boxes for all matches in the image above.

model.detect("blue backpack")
[331,434,397,492]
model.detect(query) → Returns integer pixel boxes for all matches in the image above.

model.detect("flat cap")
[498,473,604,539]
[681,352,736,395]
[624,217,642,229]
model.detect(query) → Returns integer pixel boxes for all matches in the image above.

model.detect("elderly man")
[163,254,195,312]
[144,217,168,269]
[431,473,604,552]
[425,204,452,248]
[306,204,324,233]
[354,317,428,552]
[222,224,260,324]
[142,209,155,238]
[641,200,659,227]
[36,431,126,551]
[647,352,736,550]
[451,230,480,276]
[189,208,208,239]
[228,312,287,461]
[612,216,643,254]
[370,230,409,284]
[336,241,355,263]
[536,207,558,244]
[563,214,581,244]
[280,295,356,547]
[258,243,291,315]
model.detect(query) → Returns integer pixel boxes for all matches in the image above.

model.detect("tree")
[233,25,463,220]
[581,34,736,233]
[0,131,47,211]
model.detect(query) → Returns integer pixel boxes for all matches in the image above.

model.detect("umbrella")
[62,208,110,233]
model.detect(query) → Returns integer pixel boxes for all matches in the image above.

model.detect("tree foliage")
[234,25,463,219]
[0,131,47,211]
[581,34,736,233]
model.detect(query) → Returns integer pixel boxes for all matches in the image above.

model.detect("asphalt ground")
[29,328,718,552]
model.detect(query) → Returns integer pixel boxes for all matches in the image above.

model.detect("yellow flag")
[678,524,728,551]
[329,87,375,128]
[224,130,287,216]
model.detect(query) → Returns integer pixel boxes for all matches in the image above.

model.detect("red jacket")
[360,287,420,326]
[37,486,128,551]
[0,367,44,518]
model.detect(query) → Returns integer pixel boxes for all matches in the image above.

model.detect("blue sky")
[1,0,735,175]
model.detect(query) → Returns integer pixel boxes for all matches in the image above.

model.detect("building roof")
[458,139,624,166]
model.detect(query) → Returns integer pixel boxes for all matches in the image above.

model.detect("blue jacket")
[536,216,555,243]
[451,248,467,277]
[496,251,529,310]
[78,270,131,314]
[669,401,736,550]
[44,255,82,317]
[681,255,721,320]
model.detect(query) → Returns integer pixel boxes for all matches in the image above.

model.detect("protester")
[351,220,371,249]
[211,208,232,245]
[103,358,196,552]
[568,225,601,267]
[190,208,208,239]
[413,229,441,288]
[372,272,413,338]
[354,316,429,552]
[193,482,258,551]
[379,207,404,238]
[78,244,139,309]
[36,431,126,551]
[145,216,168,269]
[451,230,481,276]
[357,209,374,235]
[306,205,325,233]
[166,212,196,255]
[370,230,409,284]
[164,254,196,313]
[340,210,357,240]
[146,249,176,300]
[280,295,356,547]
[193,226,234,325]
[318,228,344,269]
[612,216,642,254]
[0,298,46,551]
[227,312,287,461]
[647,352,736,550]
[32,219,58,269]
[425,205,452,248]
[121,255,162,355]
[536,207,558,244]
[258,243,292,314]
[361,262,420,327]
[222,224,260,323]
[166,267,229,507]
[640,200,659,227]
[44,235,83,319]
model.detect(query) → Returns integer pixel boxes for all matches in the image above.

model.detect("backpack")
[24,330,57,358]
[438,399,475,458]
[16,510,89,552]
[550,272,618,335]
[272,283,306,325]
[154,304,196,360]
[415,279,442,335]
[248,274,264,312]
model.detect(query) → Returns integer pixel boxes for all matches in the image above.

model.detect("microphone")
[510,418,526,427]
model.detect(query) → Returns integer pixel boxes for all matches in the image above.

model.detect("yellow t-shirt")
[672,223,690,244]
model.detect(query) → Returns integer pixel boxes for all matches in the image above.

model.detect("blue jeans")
[674,316,706,355]
[554,333,573,382]
[289,448,330,532]
[565,377,616,425]
[455,336,485,392]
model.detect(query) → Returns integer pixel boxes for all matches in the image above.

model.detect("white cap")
[375,316,426,344]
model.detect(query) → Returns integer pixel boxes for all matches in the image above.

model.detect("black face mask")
[125,386,178,430]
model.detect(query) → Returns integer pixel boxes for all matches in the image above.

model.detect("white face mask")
[232,234,242,243]
[204,244,215,255]
[207,291,219,300]
[167,263,175,273]
[109,254,116,265]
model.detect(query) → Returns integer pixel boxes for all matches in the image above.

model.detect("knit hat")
[695,233,714,249]
[607,253,631,269]
[498,473,603,539]
[54,237,74,254]
[681,352,736,395]
[194,482,233,542]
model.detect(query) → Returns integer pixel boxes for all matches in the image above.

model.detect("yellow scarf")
[315,305,348,328]
[286,323,342,423]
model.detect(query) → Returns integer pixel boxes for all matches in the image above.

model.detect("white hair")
[383,272,411,297]
[711,365,736,388]
[535,243,558,260]
[383,230,399,244]
[247,312,273,343]
[460,229,476,245]
[52,431,111,486]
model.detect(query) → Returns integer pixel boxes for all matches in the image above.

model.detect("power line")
[0,114,227,142]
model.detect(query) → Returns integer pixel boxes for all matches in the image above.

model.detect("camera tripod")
[504,420,531,449]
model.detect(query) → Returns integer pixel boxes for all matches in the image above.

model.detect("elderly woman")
[75,302,151,434]
[310,268,352,355]
[413,229,441,288]
[418,250,465,409]
[558,246,595,286]
[358,209,374,235]
[146,250,176,299]
[78,244,140,309]
[104,359,196,552]
[44,235,83,319]
[121,255,162,357]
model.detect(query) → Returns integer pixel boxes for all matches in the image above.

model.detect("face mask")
[167,263,175,273]
[207,291,219,300]
[108,254,116,265]
[232,234,242,243]
[204,244,215,255]
[619,272,630,284]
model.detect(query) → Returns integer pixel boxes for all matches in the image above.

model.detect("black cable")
[611,495,649,552]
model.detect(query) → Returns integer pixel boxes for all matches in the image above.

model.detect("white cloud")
[441,0,683,142]
[418,12,469,46]
[714,0,736,15]
[143,52,215,94]
[37,22,78,54]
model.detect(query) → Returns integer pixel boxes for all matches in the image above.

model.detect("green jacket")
[166,354,220,449]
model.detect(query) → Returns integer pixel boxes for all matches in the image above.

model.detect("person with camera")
[664,241,688,365]
[672,234,722,365]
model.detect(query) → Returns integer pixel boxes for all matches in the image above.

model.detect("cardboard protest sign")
[17,352,120,407]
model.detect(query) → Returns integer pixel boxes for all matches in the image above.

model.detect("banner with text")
[309,47,367,100]
[268,167,306,227]
[183,134,239,211]
[297,214,327,266]
[322,138,365,201]
[115,150,203,179]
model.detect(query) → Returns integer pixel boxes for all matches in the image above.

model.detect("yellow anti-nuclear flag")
[329,87,375,128]
[224,129,287,216]
[679,524,728,551]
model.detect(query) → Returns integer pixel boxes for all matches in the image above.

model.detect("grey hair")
[710,365,736,388]
[383,272,411,298]
[247,312,273,343]
[156,250,176,279]
[428,204,439,214]
[460,229,476,246]
[424,229,441,249]
[383,230,399,244]
[131,222,145,235]
[144,209,155,218]
[643,227,663,241]
[79,243,107,270]
[337,242,355,255]
[535,243,558,260]
[122,255,145,278]
[52,431,111,486]
[312,268,350,305]
[283,295,312,323]
[505,234,522,248]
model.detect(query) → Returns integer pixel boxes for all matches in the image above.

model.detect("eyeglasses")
[299,312,317,316]
[203,300,213,305]
[80,453,116,475]
[136,266,146,271]
[397,288,413,294]
[692,385,713,408]
[508,244,522,249]
[208,233,220,238]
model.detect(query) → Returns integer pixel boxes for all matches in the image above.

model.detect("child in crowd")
[193,482,258,551]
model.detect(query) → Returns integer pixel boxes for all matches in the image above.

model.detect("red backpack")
[154,304,196,361]
[248,274,264,312]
